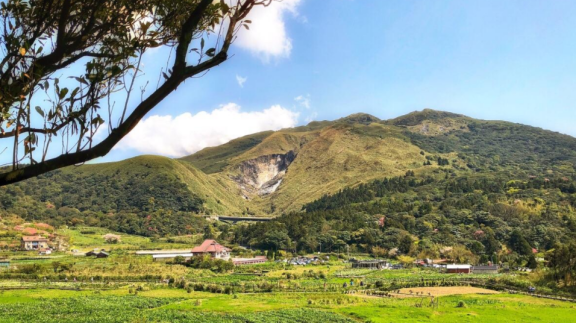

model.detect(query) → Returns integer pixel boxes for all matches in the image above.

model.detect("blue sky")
[92,1,576,162]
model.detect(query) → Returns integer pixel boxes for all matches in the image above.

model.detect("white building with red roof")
[21,236,49,251]
[191,239,231,260]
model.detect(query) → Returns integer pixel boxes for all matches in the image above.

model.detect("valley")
[1,110,576,322]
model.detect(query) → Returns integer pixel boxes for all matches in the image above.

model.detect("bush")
[457,300,467,308]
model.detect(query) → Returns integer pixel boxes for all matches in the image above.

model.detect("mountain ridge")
[1,109,576,236]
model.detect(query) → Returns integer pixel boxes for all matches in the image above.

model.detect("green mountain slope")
[0,155,246,235]
[181,109,576,215]
[1,109,576,237]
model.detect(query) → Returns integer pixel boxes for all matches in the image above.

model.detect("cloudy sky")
[104,0,576,162]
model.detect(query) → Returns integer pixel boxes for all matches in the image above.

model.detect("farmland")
[1,227,575,322]
[0,235,575,322]
[1,286,575,322]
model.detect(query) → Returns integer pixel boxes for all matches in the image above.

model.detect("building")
[232,256,267,266]
[21,236,49,251]
[152,253,193,262]
[86,249,109,258]
[446,264,472,274]
[472,265,499,274]
[351,259,389,270]
[136,249,192,256]
[191,239,231,260]
[96,251,109,258]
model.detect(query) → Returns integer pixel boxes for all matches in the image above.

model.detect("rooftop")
[21,236,48,242]
[152,253,193,259]
[473,265,499,269]
[447,264,472,269]
[191,239,230,253]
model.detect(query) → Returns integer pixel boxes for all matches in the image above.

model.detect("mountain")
[1,109,576,237]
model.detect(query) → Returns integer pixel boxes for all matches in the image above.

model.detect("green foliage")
[0,156,214,236]
[185,256,234,273]
[546,242,576,286]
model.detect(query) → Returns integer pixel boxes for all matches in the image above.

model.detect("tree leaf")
[59,88,69,100]
[35,106,44,117]
[205,48,216,57]
[19,47,26,56]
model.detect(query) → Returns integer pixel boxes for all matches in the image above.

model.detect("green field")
[1,226,575,322]
[0,287,574,322]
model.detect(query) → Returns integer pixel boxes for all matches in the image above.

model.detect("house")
[86,249,109,258]
[21,236,49,251]
[472,265,499,274]
[446,264,472,274]
[96,251,109,258]
[351,259,389,270]
[191,239,231,260]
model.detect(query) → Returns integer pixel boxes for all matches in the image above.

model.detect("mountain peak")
[386,109,466,126]
[338,113,381,125]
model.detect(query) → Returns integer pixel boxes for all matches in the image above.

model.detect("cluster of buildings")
[85,249,110,258]
[348,258,499,274]
[351,259,390,269]
[446,264,499,274]
[284,256,327,266]
[138,239,267,266]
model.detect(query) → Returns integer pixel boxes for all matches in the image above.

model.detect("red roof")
[21,236,48,242]
[191,239,230,253]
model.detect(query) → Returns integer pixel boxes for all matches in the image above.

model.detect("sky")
[39,0,576,162]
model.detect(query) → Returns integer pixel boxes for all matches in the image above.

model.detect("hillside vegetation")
[1,110,576,243]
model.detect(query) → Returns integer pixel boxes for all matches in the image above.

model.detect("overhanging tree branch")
[0,0,261,186]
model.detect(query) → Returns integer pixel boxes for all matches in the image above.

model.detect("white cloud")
[294,94,311,109]
[236,74,247,88]
[116,103,299,157]
[234,0,303,61]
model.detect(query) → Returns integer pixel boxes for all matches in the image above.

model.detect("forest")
[234,170,576,274]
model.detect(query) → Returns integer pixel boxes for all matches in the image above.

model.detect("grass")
[1,228,574,322]
[0,288,574,322]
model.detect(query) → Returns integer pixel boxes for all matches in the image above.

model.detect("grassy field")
[0,287,574,322]
[1,227,574,322]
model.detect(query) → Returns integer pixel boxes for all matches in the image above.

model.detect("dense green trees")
[235,170,576,266]
[547,242,576,286]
